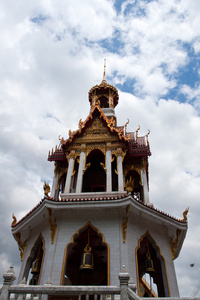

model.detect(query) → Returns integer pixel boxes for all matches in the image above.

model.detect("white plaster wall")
[50,207,122,285]
[18,204,180,297]
[126,213,180,297]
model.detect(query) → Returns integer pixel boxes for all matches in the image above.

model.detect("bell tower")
[11,64,188,297]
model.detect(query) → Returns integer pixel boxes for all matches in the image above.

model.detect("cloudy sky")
[1,0,200,296]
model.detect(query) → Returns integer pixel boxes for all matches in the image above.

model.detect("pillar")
[141,169,150,204]
[50,173,59,198]
[117,148,124,192]
[64,151,75,193]
[0,266,16,300]
[106,147,112,192]
[118,266,130,300]
[76,149,86,193]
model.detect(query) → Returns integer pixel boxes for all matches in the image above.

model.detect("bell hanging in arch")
[31,258,40,274]
[145,249,155,275]
[80,244,94,271]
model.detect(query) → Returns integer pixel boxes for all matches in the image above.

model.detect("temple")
[9,62,188,298]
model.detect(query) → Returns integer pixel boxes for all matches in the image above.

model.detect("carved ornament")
[169,229,181,260]
[125,176,134,193]
[83,154,91,175]
[122,205,130,243]
[54,162,68,190]
[181,207,189,221]
[12,213,17,226]
[86,144,106,157]
[15,232,27,262]
[124,162,143,186]
[107,117,116,128]
[43,181,50,197]
[47,208,57,244]
[78,119,84,129]
[66,150,77,162]
[100,162,107,173]
[136,125,140,141]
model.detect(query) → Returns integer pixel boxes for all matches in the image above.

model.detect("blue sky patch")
[31,14,48,26]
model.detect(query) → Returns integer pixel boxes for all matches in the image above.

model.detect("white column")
[50,173,59,198]
[106,149,112,192]
[64,157,74,193]
[117,155,124,191]
[141,169,150,203]
[76,151,86,193]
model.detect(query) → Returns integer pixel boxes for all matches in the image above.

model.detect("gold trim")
[180,207,189,221]
[124,165,142,187]
[169,229,182,260]
[86,145,106,157]
[122,205,130,243]
[47,208,57,244]
[14,232,27,262]
[54,162,68,190]
[136,125,140,141]
[12,213,17,226]
[60,221,110,286]
[43,181,50,197]
[66,150,77,162]
[135,231,171,297]
[125,177,134,193]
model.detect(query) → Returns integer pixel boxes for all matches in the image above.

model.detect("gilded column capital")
[67,150,76,160]
[81,144,86,152]
[116,148,126,158]
[106,142,112,151]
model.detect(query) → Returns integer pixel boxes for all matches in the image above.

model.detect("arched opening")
[125,169,143,202]
[54,162,68,199]
[23,234,45,285]
[112,155,118,191]
[136,232,170,297]
[98,96,109,108]
[82,150,106,192]
[62,223,109,286]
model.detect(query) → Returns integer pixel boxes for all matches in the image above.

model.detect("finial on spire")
[102,59,106,82]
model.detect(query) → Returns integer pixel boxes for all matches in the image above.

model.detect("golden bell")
[31,258,40,274]
[80,244,94,271]
[145,250,155,274]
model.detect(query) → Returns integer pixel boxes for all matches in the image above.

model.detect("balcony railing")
[1,266,200,300]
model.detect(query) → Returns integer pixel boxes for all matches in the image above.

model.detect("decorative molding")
[14,232,27,261]
[169,229,182,260]
[122,205,130,243]
[86,144,106,157]
[47,208,57,244]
